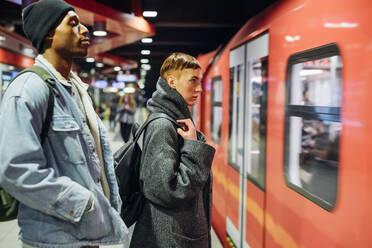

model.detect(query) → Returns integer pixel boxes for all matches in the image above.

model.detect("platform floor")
[0,219,222,247]
[0,108,223,248]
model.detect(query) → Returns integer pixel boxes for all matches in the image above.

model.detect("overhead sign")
[116,74,137,82]
[94,80,108,89]
[112,81,125,89]
[1,71,12,82]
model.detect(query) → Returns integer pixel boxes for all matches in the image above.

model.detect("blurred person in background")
[118,93,136,142]
[109,93,120,131]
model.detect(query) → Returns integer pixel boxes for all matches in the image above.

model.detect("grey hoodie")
[130,77,215,248]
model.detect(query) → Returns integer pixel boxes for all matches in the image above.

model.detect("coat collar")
[147,76,192,121]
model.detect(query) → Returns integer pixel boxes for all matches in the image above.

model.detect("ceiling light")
[141,64,151,70]
[141,50,151,55]
[93,21,107,37]
[114,66,121,71]
[0,36,5,41]
[96,62,104,68]
[103,87,118,93]
[285,35,300,42]
[124,87,136,93]
[299,69,324,76]
[93,30,107,36]
[140,58,149,64]
[143,11,157,17]
[86,57,95,62]
[81,72,89,78]
[141,38,153,43]
[324,22,358,28]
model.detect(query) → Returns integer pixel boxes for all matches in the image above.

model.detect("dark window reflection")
[298,118,340,204]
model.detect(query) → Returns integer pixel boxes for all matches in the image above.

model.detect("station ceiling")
[0,0,277,97]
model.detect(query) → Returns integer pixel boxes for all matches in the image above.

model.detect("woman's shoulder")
[147,117,177,130]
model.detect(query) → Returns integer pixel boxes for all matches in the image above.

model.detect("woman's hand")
[176,119,197,140]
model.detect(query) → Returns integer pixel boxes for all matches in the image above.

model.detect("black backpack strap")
[133,113,179,143]
[10,66,56,144]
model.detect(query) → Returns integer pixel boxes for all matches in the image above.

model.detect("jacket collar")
[147,76,192,121]
[35,55,89,90]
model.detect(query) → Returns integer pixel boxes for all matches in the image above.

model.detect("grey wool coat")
[130,77,216,248]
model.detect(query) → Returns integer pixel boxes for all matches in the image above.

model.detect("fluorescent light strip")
[141,50,151,55]
[143,11,157,17]
[93,30,107,36]
[141,38,153,43]
[140,58,149,63]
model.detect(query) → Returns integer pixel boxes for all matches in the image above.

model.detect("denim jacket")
[0,59,128,247]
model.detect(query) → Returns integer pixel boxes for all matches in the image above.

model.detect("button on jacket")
[0,58,128,247]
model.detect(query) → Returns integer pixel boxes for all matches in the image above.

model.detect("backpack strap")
[10,66,56,145]
[133,112,179,144]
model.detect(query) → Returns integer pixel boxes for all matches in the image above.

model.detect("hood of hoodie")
[147,76,192,121]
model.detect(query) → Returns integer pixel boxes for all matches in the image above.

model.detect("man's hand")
[176,119,197,140]
[85,196,94,212]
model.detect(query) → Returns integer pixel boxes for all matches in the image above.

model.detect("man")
[130,53,216,247]
[0,0,128,247]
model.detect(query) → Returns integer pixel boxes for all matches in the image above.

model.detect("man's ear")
[43,30,54,51]
[166,75,177,89]
[45,28,55,41]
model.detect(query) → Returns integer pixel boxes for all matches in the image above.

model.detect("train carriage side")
[198,0,372,247]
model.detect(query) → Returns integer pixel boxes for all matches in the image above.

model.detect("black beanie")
[22,0,74,53]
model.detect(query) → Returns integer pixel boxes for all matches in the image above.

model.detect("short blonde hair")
[160,52,201,78]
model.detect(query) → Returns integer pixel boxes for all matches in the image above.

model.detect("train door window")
[229,45,245,170]
[211,76,222,143]
[284,43,342,210]
[244,33,269,190]
[245,59,268,189]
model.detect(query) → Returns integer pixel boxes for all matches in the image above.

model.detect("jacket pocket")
[75,194,112,240]
[171,232,209,248]
[49,115,86,164]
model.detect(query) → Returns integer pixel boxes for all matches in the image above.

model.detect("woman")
[118,93,136,142]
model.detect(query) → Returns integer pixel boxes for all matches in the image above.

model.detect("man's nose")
[80,24,89,35]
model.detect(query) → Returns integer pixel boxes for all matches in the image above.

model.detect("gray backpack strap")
[9,66,56,144]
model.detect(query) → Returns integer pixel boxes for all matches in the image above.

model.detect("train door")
[227,33,269,248]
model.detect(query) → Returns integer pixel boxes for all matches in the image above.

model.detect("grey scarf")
[147,76,192,121]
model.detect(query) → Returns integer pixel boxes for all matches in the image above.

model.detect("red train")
[196,0,372,247]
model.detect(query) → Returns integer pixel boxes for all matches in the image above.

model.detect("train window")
[284,43,342,210]
[229,63,245,170]
[245,59,268,189]
[211,76,222,143]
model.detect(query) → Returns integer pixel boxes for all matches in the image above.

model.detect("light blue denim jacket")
[0,59,128,247]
